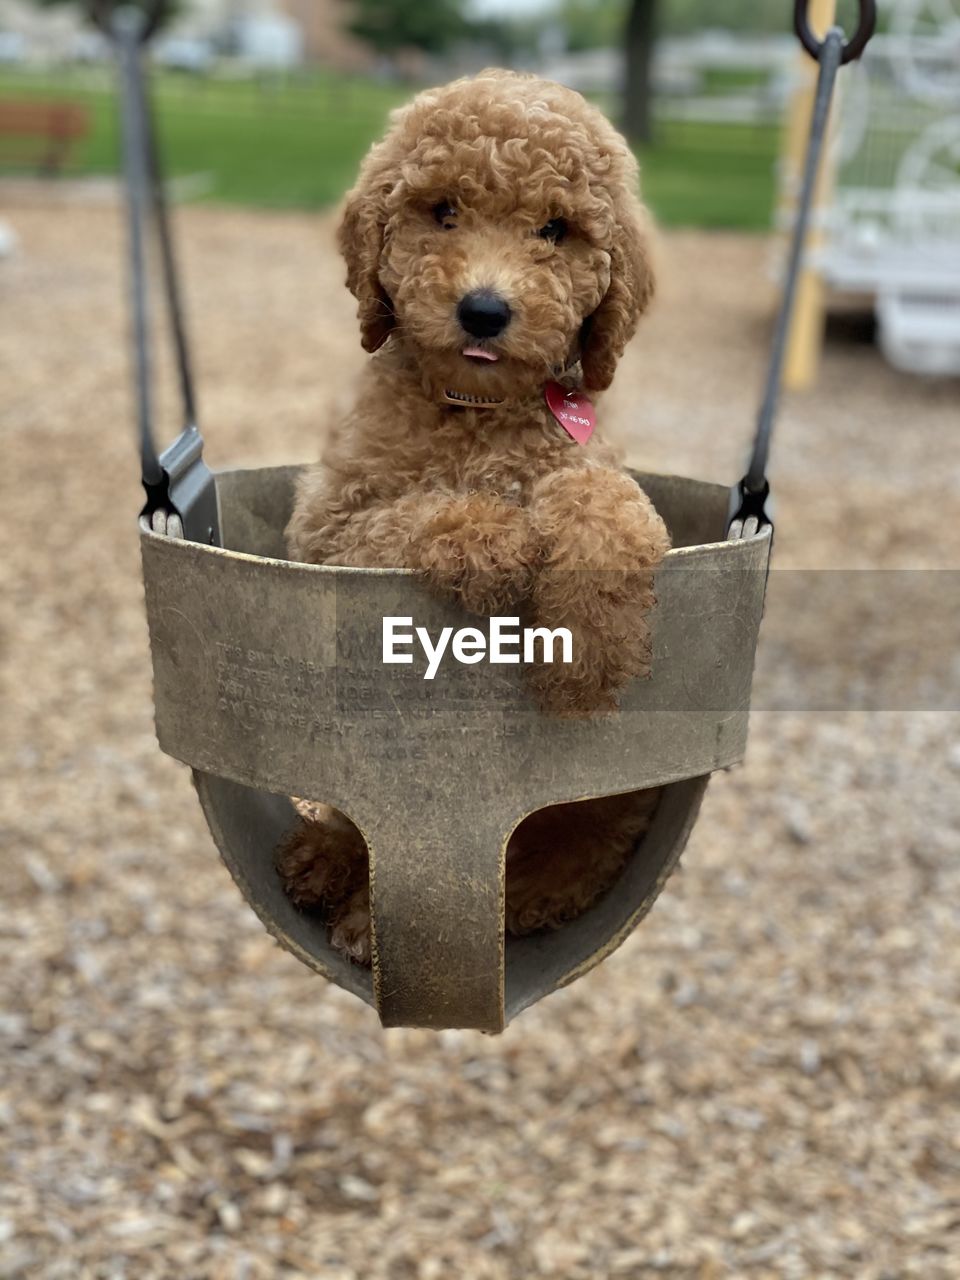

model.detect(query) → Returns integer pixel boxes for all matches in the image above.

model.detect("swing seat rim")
[140,463,771,1031]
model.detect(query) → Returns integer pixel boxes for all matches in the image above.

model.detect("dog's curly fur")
[277,70,671,961]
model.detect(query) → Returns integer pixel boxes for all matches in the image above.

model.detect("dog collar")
[439,380,595,445]
[441,388,505,409]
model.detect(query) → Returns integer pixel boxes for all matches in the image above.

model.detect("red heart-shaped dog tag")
[545,381,595,445]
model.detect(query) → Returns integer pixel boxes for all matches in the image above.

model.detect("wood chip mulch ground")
[2,196,959,1279]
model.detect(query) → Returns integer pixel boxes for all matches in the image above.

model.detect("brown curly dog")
[278,70,670,964]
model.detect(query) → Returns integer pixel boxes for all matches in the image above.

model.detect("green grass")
[0,66,778,229]
[639,119,778,230]
[700,66,770,93]
[0,66,407,207]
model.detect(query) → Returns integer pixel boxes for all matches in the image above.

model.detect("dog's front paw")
[529,586,660,716]
[525,649,622,718]
[418,493,537,615]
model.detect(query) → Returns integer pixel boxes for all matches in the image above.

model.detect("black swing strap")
[728,0,876,538]
[91,0,219,544]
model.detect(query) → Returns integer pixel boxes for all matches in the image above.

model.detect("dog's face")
[339,71,654,403]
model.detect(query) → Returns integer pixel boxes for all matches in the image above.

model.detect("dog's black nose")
[457,290,512,339]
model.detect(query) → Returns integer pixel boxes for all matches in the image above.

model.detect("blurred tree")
[556,0,815,145]
[27,0,182,25]
[348,0,468,57]
[623,0,656,144]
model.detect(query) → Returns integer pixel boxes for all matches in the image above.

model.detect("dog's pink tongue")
[462,345,498,362]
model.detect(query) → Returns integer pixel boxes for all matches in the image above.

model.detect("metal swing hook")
[794,0,877,66]
[728,1,877,541]
[90,0,220,545]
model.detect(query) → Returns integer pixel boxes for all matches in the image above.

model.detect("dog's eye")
[433,201,457,229]
[537,218,567,243]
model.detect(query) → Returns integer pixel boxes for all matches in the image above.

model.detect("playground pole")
[783,0,837,390]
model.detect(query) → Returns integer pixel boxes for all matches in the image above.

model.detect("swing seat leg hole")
[276,802,372,965]
[505,788,663,935]
[275,790,663,969]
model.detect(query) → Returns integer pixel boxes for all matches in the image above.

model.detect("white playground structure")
[816,0,960,374]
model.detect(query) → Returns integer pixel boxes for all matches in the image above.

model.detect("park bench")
[0,100,91,176]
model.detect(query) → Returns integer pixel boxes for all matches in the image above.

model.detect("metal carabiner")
[88,0,169,44]
[794,0,877,65]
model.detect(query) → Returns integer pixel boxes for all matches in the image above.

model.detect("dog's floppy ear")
[337,152,396,353]
[580,197,654,393]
